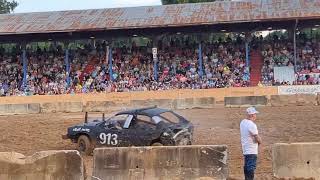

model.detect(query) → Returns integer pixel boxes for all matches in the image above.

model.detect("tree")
[0,0,18,14]
[161,0,218,5]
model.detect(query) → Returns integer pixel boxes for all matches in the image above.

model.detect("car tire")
[177,137,190,146]
[151,142,163,146]
[77,135,93,155]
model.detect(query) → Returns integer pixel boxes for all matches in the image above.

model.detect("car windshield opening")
[153,112,180,124]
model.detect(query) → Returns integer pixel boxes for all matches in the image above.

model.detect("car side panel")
[95,128,131,147]
[127,122,162,146]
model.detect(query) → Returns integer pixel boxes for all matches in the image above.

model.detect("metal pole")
[152,37,158,81]
[294,19,298,73]
[108,46,113,81]
[153,56,158,81]
[22,49,27,91]
[65,49,70,87]
[198,42,203,77]
[245,42,249,67]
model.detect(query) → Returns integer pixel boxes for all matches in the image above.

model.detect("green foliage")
[0,0,18,14]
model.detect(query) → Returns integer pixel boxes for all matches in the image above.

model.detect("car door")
[96,114,132,147]
[125,115,159,146]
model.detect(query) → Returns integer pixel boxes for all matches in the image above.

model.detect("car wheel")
[77,135,93,155]
[177,138,190,146]
[151,142,163,146]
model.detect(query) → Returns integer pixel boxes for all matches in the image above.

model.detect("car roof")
[115,106,171,117]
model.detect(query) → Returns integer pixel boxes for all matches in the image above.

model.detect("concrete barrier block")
[41,102,83,113]
[9,104,27,114]
[175,97,215,109]
[130,99,155,108]
[27,103,41,114]
[93,145,228,180]
[174,98,194,109]
[270,95,318,107]
[130,99,175,109]
[272,142,320,179]
[84,101,116,112]
[153,99,175,109]
[193,97,216,108]
[0,150,84,180]
[0,103,40,115]
[0,105,6,114]
[224,96,267,107]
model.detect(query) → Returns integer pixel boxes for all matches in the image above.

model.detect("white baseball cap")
[246,107,259,115]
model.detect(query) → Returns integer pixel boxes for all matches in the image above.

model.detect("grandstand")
[1,1,320,179]
[0,0,320,96]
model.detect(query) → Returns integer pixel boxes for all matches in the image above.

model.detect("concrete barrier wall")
[270,95,318,107]
[129,97,216,110]
[130,99,176,109]
[0,103,40,115]
[0,87,277,114]
[272,142,320,179]
[93,145,228,180]
[1,93,320,115]
[0,97,214,115]
[0,87,278,105]
[4,87,320,114]
[0,150,84,180]
[41,102,83,113]
[84,101,118,112]
[83,97,216,112]
[224,96,268,107]
[175,97,216,109]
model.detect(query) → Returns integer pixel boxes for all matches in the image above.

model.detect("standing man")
[240,107,262,180]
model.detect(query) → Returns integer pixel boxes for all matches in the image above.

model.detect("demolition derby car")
[62,106,194,155]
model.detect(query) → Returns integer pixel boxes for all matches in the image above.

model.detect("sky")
[14,0,162,13]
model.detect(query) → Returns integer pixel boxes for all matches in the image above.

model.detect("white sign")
[152,48,157,59]
[274,66,295,84]
[278,85,320,95]
[152,48,157,55]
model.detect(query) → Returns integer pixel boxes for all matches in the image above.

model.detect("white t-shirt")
[240,119,259,155]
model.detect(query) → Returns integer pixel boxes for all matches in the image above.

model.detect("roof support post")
[198,34,203,78]
[152,36,158,81]
[21,43,28,92]
[107,44,113,82]
[293,19,299,74]
[102,37,114,82]
[90,37,96,49]
[244,32,251,68]
[245,42,250,67]
[64,42,71,88]
[244,32,252,82]
[102,40,113,82]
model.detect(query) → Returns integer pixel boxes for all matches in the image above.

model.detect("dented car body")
[62,106,194,154]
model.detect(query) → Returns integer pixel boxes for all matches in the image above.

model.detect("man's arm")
[252,134,262,145]
[249,123,261,145]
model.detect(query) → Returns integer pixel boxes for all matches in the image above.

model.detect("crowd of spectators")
[260,34,320,86]
[0,38,250,96]
[1,33,320,96]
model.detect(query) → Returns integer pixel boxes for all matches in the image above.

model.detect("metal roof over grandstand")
[0,0,320,36]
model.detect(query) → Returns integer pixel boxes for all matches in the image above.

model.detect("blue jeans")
[244,154,257,180]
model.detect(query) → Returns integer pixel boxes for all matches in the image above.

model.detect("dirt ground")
[0,106,319,179]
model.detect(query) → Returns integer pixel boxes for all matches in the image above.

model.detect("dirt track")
[0,106,319,179]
